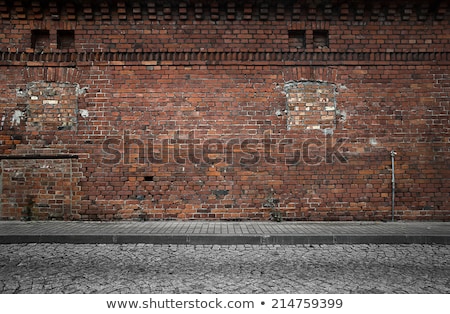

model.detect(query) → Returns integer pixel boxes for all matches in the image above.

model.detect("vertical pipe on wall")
[390,150,397,221]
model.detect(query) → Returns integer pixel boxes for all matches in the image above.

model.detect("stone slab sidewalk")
[1,220,449,245]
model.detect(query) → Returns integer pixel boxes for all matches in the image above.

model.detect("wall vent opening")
[31,30,50,51]
[288,30,306,49]
[57,30,75,49]
[313,30,329,49]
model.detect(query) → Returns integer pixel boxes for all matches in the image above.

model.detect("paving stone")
[0,244,449,294]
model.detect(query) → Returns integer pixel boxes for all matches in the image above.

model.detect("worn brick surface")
[0,1,449,221]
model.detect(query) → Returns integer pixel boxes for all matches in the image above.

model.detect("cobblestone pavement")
[0,244,449,294]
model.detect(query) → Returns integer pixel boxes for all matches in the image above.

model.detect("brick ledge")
[0,51,449,66]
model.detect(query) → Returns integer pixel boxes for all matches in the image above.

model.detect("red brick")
[0,1,448,221]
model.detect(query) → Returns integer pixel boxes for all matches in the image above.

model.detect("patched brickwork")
[26,82,78,131]
[285,81,337,131]
[0,0,449,221]
[0,158,82,220]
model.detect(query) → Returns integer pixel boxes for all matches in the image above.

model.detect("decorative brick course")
[0,0,448,221]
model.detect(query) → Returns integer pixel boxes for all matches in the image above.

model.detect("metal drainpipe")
[390,150,397,222]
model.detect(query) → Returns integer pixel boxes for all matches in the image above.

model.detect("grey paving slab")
[0,221,449,244]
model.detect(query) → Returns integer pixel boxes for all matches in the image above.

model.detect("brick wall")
[0,158,82,220]
[0,0,449,221]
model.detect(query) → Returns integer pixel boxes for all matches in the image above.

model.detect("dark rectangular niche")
[31,29,50,51]
[313,30,329,49]
[288,30,306,49]
[57,30,75,49]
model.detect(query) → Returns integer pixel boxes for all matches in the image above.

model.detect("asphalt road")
[0,243,449,294]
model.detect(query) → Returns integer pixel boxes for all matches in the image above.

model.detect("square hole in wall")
[288,30,306,49]
[144,176,154,182]
[313,30,329,49]
[31,30,50,51]
[57,30,75,49]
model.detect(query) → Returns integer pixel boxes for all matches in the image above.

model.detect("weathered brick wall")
[0,158,82,220]
[0,1,449,221]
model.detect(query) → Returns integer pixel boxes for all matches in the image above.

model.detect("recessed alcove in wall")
[31,29,49,50]
[57,30,75,49]
[288,30,306,49]
[313,30,329,49]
